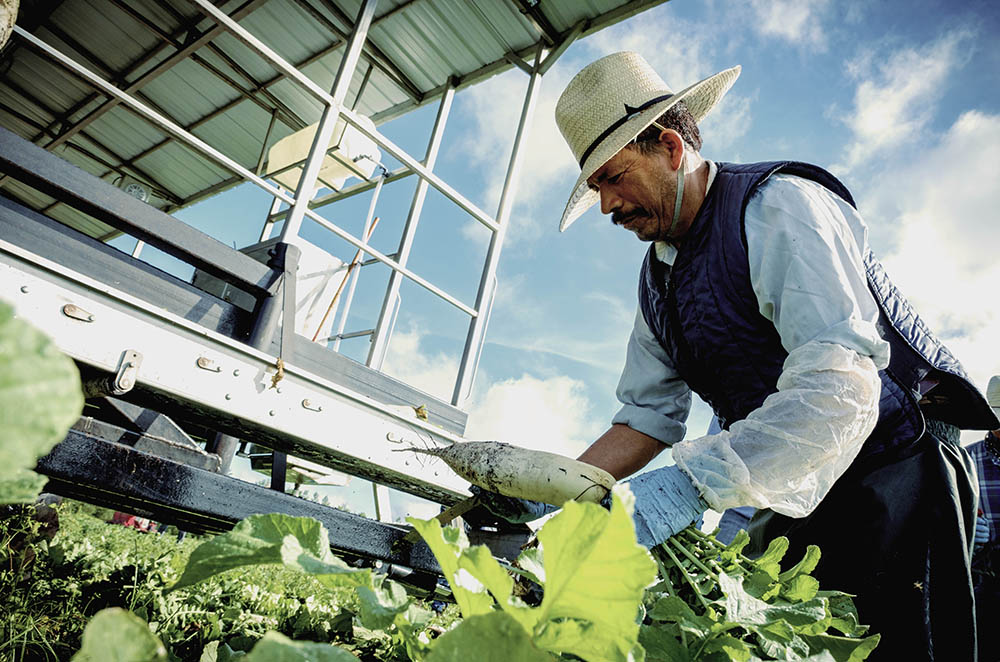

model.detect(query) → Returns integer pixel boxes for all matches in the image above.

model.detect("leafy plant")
[0,300,84,504]
[643,527,880,661]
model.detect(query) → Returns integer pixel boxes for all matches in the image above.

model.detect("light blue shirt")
[612,162,891,516]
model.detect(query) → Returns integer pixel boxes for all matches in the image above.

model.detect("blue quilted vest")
[638,161,998,457]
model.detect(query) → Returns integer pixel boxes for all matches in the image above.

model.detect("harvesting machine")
[0,0,665,589]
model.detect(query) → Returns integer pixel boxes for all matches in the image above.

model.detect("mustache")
[612,208,647,226]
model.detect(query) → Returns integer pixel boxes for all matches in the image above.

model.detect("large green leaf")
[425,612,556,662]
[71,608,168,662]
[171,513,371,591]
[719,572,827,629]
[244,632,360,661]
[407,516,494,619]
[533,486,657,662]
[638,624,691,662]
[798,633,880,662]
[356,580,411,630]
[0,301,83,503]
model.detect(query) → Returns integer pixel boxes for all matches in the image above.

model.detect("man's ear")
[656,129,685,170]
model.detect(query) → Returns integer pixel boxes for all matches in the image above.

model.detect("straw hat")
[554,52,741,231]
[988,375,1000,417]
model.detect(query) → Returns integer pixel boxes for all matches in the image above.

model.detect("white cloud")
[835,29,974,169]
[381,325,606,458]
[464,374,605,458]
[747,0,831,49]
[455,67,576,247]
[861,110,1000,440]
[381,326,460,403]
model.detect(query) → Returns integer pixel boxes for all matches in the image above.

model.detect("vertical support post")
[366,81,456,369]
[255,108,280,176]
[373,483,393,522]
[452,47,543,406]
[332,172,385,351]
[277,0,377,245]
[259,194,284,242]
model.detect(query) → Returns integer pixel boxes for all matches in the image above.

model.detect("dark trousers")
[750,419,978,662]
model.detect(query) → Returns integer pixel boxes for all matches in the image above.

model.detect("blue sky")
[122,0,1000,520]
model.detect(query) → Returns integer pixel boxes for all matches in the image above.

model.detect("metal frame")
[0,0,668,574]
[8,0,574,412]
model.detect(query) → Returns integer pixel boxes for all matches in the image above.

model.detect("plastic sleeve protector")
[671,340,881,517]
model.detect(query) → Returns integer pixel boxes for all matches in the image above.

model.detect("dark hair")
[630,100,703,153]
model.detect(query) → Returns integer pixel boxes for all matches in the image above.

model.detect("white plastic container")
[267,114,381,197]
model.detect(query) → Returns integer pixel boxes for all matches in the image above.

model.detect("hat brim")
[559,65,741,232]
[988,375,1000,417]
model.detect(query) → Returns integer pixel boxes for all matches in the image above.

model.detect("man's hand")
[627,465,709,548]
[469,485,557,524]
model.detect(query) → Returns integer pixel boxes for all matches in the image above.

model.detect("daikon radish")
[400,441,615,505]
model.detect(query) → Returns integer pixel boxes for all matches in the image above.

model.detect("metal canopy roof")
[0,0,665,239]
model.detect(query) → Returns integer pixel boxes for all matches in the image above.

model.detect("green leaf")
[798,633,880,662]
[407,517,495,619]
[515,546,546,586]
[779,545,821,583]
[701,634,751,661]
[638,624,691,662]
[781,574,820,603]
[356,580,411,630]
[0,469,48,503]
[244,632,360,661]
[718,572,827,629]
[425,612,556,662]
[533,487,657,662]
[753,537,789,580]
[71,608,168,662]
[200,641,247,661]
[171,514,370,591]
[0,301,83,503]
[818,591,869,637]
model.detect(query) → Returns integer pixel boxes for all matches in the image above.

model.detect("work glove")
[469,485,557,524]
[976,514,990,546]
[626,465,709,548]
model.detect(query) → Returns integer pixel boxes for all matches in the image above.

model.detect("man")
[481,52,999,660]
[968,375,1000,661]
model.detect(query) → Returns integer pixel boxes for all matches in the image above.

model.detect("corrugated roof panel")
[140,58,245,128]
[136,141,231,200]
[241,0,346,63]
[191,100,274,168]
[4,48,96,118]
[47,0,162,72]
[84,104,171,163]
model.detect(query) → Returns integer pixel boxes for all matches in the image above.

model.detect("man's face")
[586,143,677,242]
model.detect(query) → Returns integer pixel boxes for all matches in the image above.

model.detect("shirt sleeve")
[611,308,692,445]
[672,175,890,517]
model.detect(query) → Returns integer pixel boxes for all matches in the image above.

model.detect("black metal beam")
[0,195,252,336]
[1,76,183,206]
[0,126,274,298]
[512,0,560,46]
[35,428,531,576]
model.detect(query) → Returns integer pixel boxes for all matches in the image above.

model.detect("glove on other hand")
[976,514,990,546]
[628,465,709,548]
[469,485,557,524]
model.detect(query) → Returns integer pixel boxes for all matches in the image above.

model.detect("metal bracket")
[112,349,142,394]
